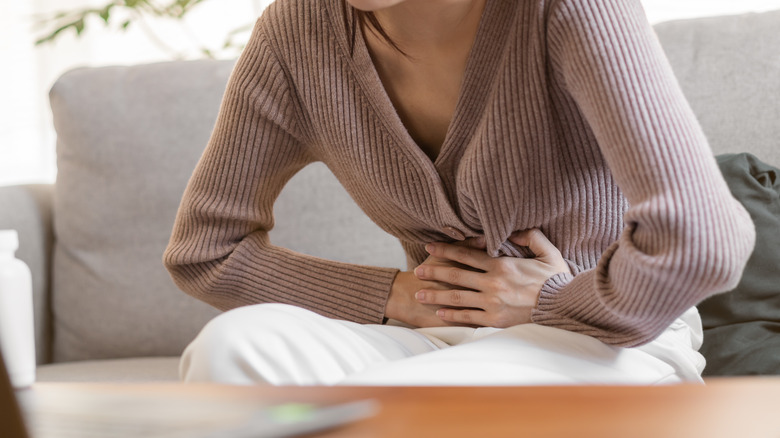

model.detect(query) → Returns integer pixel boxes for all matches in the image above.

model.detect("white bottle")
[0,230,36,388]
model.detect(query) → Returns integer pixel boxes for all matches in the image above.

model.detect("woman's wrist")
[385,271,411,321]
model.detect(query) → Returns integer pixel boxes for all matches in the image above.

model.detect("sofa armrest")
[0,184,54,365]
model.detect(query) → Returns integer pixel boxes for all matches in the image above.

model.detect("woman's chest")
[293,0,622,253]
[378,65,461,162]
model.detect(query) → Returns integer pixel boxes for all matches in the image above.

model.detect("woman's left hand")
[413,228,571,328]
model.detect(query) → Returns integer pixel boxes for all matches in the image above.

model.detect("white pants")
[180,303,706,385]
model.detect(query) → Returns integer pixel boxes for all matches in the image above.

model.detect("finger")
[414,264,485,291]
[458,235,486,250]
[508,228,560,259]
[415,289,483,309]
[436,307,488,327]
[424,242,492,271]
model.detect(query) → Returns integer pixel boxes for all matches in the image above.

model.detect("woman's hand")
[385,238,485,328]
[413,229,571,328]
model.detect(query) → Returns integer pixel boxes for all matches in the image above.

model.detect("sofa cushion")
[271,163,407,268]
[37,357,180,382]
[49,61,230,361]
[49,60,406,362]
[654,9,780,166]
[697,153,780,376]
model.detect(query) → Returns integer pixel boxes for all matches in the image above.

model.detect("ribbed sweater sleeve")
[163,20,399,324]
[531,0,756,346]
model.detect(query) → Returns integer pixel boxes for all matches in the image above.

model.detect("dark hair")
[343,2,407,57]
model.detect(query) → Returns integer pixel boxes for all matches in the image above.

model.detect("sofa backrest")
[49,61,406,362]
[654,9,780,167]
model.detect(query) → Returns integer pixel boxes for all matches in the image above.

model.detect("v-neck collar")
[327,0,519,174]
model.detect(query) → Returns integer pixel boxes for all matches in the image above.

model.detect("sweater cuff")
[535,271,576,309]
[531,271,593,331]
[530,269,652,346]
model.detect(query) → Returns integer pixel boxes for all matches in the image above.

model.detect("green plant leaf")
[225,23,252,37]
[32,0,254,59]
[99,5,112,23]
[74,18,85,35]
[35,18,85,45]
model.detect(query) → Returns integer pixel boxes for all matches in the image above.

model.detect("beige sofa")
[1,9,779,382]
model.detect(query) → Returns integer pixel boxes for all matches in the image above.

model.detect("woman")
[163,0,755,385]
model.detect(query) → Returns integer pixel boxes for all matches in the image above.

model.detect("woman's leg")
[182,303,705,386]
[340,307,705,385]
[179,303,442,385]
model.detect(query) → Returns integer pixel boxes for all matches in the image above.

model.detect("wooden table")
[28,378,780,438]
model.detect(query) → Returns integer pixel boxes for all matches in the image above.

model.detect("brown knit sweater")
[164,0,756,346]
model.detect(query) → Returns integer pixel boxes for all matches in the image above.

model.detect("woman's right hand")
[385,237,486,327]
[385,268,451,328]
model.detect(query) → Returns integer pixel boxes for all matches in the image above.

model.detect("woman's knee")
[180,303,309,383]
[193,303,291,346]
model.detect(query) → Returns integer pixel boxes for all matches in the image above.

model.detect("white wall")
[643,0,780,23]
[2,0,780,186]
[0,0,51,185]
[0,0,272,186]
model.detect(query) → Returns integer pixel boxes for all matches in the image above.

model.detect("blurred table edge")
[23,377,780,438]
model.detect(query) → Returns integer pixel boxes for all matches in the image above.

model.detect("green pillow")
[698,153,780,376]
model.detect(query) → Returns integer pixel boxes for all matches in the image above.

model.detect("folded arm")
[531,0,755,346]
[163,21,399,324]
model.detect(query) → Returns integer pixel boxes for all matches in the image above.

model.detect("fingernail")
[414,266,425,277]
[436,309,445,318]
[425,243,434,253]
[415,291,425,301]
